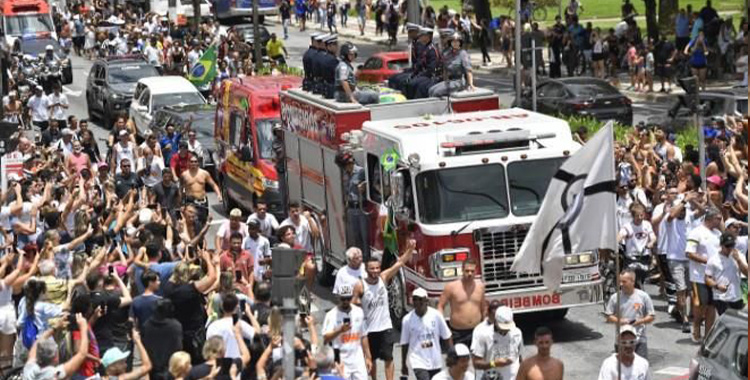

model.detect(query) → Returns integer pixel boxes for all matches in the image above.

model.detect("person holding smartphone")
[322,285,372,380]
[205,293,258,361]
[219,233,255,297]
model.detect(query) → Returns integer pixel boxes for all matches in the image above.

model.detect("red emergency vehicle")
[1,0,57,48]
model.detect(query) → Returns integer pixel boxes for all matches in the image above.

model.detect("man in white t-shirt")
[27,86,50,130]
[471,306,523,380]
[205,293,255,360]
[333,247,365,295]
[400,288,452,380]
[47,85,69,128]
[724,218,748,255]
[243,219,272,282]
[685,207,722,343]
[705,232,748,315]
[280,201,319,252]
[604,269,655,359]
[661,193,692,333]
[215,208,249,252]
[597,325,652,380]
[246,201,279,240]
[617,203,656,285]
[322,285,372,380]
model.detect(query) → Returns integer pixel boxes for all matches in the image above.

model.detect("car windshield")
[567,83,621,97]
[736,99,747,115]
[4,14,54,36]
[507,157,567,216]
[255,119,279,159]
[187,113,214,135]
[108,65,159,84]
[387,59,410,70]
[417,165,509,224]
[152,92,205,110]
[18,39,62,56]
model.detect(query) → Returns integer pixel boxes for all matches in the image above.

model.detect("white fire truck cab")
[280,89,603,323]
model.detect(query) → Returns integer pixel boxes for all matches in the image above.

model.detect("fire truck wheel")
[541,308,569,320]
[221,182,236,212]
[387,272,406,330]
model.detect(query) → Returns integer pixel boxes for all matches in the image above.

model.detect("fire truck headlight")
[262,178,279,190]
[564,251,596,267]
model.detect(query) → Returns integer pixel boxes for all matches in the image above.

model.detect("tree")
[473,0,492,25]
[192,0,202,32]
[658,0,678,35]
[643,0,659,41]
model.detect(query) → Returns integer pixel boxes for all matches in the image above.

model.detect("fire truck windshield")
[416,164,509,224]
[4,14,54,36]
[507,157,567,216]
[255,119,278,159]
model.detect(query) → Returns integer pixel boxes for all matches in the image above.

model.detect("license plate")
[563,273,590,283]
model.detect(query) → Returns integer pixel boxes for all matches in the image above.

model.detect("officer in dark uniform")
[407,27,442,99]
[387,22,421,93]
[320,34,339,99]
[303,32,322,91]
[311,33,330,95]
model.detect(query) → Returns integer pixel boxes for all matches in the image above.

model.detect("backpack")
[21,315,38,349]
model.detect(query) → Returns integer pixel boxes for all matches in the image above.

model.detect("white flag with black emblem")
[511,122,617,291]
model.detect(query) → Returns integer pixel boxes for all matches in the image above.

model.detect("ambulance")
[214,75,302,218]
[280,90,603,322]
[0,0,57,49]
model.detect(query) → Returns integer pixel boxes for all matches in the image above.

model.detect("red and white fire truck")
[279,89,603,321]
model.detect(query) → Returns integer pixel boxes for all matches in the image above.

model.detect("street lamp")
[677,76,706,190]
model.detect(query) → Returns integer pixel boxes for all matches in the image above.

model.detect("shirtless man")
[517,327,564,380]
[181,154,222,216]
[437,258,486,347]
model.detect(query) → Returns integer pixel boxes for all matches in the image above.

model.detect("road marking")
[655,367,689,376]
[63,86,82,97]
[208,218,227,226]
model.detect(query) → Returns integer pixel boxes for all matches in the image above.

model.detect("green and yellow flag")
[188,44,218,87]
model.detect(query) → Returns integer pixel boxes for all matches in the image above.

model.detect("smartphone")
[299,312,308,320]
[239,299,247,314]
[235,270,242,281]
[343,317,350,325]
[67,313,77,332]
[217,358,233,375]
[108,266,114,276]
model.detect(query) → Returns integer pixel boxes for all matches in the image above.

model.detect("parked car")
[513,77,633,126]
[356,52,409,83]
[86,55,159,128]
[231,23,271,56]
[129,76,206,137]
[688,307,747,380]
[13,36,72,84]
[650,89,749,128]
[149,104,218,181]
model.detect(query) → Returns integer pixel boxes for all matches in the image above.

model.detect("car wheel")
[220,181,237,212]
[86,93,97,121]
[102,103,112,130]
[541,308,568,320]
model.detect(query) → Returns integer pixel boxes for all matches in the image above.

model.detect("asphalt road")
[58,23,694,379]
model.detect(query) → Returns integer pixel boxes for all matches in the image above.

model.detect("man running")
[437,259,485,347]
[181,154,222,219]
[516,327,564,380]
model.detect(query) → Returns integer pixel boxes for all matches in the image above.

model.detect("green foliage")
[561,115,697,150]
[255,65,304,77]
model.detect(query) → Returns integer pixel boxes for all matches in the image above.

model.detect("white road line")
[63,86,82,97]
[208,218,227,226]
[654,367,689,376]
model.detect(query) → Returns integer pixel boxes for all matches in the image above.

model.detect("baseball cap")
[179,141,189,149]
[495,306,515,330]
[619,325,637,337]
[97,162,109,169]
[725,218,740,229]
[101,347,131,368]
[138,208,153,224]
[706,175,725,187]
[449,343,471,358]
[720,232,736,247]
[247,218,260,228]
[118,129,129,137]
[412,287,428,299]
[338,285,354,297]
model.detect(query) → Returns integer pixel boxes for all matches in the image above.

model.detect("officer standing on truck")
[321,35,340,99]
[335,43,379,105]
[388,23,421,94]
[336,150,370,261]
[311,34,329,95]
[303,32,322,91]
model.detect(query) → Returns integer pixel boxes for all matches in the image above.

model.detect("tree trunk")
[192,0,201,32]
[473,0,492,24]
[658,0,678,36]
[643,0,658,41]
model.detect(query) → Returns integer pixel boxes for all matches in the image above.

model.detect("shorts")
[628,65,637,75]
[656,64,672,78]
[714,299,744,315]
[692,282,714,307]
[592,52,605,61]
[449,322,474,347]
[0,304,16,335]
[368,329,395,361]
[668,260,689,291]
[690,61,706,69]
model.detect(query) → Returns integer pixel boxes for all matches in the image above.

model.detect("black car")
[688,307,747,380]
[232,23,271,56]
[13,37,73,84]
[86,56,159,128]
[514,78,634,126]
[149,104,218,180]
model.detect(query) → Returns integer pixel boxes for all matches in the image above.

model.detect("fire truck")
[279,89,603,322]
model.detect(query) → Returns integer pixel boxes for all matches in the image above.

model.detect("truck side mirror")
[390,171,405,211]
[240,145,254,162]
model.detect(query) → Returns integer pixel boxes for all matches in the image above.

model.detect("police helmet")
[340,42,358,60]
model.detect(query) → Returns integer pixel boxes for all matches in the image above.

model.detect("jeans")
[282,18,290,38]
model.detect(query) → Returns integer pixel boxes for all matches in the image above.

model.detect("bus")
[215,0,279,20]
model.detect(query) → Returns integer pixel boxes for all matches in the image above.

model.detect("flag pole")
[611,125,622,380]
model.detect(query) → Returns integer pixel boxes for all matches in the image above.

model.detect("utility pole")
[408,0,419,23]
[253,0,263,70]
[514,0,521,101]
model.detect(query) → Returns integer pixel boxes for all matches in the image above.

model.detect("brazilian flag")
[188,44,218,87]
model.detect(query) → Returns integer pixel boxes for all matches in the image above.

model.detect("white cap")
[495,306,515,330]
[619,325,637,337]
[138,208,153,224]
[337,285,354,297]
[412,287,428,299]
[452,344,471,357]
[725,218,740,228]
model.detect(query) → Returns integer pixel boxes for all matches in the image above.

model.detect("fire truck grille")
[477,228,544,291]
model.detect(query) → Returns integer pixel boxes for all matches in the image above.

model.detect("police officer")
[408,27,442,99]
[428,32,475,98]
[321,35,340,99]
[438,28,454,52]
[303,32,322,91]
[335,150,370,261]
[311,33,330,95]
[335,42,379,104]
[387,22,421,93]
